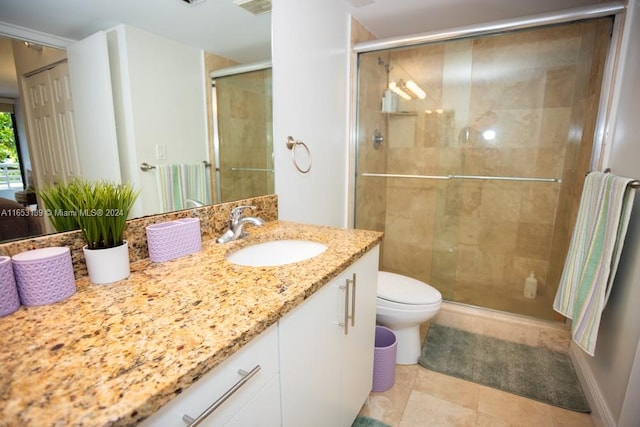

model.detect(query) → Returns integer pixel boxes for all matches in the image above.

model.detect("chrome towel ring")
[286,136,312,174]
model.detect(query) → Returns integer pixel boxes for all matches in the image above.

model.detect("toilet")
[376,271,442,365]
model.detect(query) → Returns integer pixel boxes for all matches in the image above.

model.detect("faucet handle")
[230,205,256,224]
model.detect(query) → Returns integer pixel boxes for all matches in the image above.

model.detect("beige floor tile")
[548,406,594,427]
[477,385,554,426]
[363,305,593,427]
[359,365,419,427]
[395,364,420,389]
[413,368,480,410]
[477,411,513,427]
[399,390,477,427]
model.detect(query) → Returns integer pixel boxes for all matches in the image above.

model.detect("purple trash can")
[372,325,397,392]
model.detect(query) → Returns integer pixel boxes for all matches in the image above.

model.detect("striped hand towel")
[553,171,636,356]
[156,163,212,212]
[156,164,183,212]
[179,163,212,207]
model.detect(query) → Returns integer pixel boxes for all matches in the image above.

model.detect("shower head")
[377,57,392,72]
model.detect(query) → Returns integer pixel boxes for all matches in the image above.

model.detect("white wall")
[272,0,351,227]
[67,31,121,183]
[107,25,208,217]
[571,0,640,425]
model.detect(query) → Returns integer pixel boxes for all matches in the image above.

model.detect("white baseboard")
[569,343,616,427]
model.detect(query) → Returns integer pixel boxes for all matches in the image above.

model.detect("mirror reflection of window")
[213,67,274,203]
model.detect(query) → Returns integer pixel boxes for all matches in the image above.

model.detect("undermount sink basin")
[226,239,328,267]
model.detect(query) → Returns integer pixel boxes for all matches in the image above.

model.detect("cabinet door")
[279,279,343,427]
[141,325,279,427]
[279,246,380,427]
[340,246,379,426]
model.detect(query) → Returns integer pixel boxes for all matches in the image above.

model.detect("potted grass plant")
[37,179,83,233]
[38,179,139,284]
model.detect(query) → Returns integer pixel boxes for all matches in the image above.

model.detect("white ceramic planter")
[83,241,131,285]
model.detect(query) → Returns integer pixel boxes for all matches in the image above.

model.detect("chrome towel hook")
[286,136,312,174]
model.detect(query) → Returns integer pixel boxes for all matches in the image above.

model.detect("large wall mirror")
[0,0,273,243]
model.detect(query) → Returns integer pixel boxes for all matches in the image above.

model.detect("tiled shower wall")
[217,69,274,203]
[355,19,611,320]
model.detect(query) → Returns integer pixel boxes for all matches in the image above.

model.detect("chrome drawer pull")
[182,365,261,426]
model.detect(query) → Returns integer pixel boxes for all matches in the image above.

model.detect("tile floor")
[359,303,594,426]
[358,364,593,426]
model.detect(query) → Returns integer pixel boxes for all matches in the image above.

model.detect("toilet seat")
[377,271,442,306]
[377,297,440,311]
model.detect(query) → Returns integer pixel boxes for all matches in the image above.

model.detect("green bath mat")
[418,324,590,412]
[352,416,391,427]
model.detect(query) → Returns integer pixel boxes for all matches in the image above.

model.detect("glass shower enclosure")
[212,66,274,203]
[354,18,613,321]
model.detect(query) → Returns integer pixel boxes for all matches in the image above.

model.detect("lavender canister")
[12,247,76,306]
[0,256,20,316]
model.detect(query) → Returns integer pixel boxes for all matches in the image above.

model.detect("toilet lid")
[378,271,442,305]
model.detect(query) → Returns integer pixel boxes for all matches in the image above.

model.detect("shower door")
[354,18,612,321]
[213,68,274,203]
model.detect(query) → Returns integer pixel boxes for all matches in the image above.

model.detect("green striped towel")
[156,163,211,212]
[553,171,636,356]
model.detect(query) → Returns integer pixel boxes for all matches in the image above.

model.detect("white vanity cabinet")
[279,245,380,427]
[140,324,280,427]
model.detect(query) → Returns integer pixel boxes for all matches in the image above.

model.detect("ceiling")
[0,0,272,63]
[0,0,605,99]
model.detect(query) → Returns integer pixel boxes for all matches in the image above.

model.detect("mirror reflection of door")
[212,67,273,203]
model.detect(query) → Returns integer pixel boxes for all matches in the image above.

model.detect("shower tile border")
[432,301,571,353]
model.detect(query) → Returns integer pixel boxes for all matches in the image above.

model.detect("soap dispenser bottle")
[381,89,398,112]
[524,272,538,299]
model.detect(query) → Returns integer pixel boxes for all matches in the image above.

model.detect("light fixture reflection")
[388,81,412,100]
[23,41,43,51]
[482,129,496,140]
[405,80,426,99]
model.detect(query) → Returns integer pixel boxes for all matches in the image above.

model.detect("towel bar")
[140,161,212,172]
[599,168,639,189]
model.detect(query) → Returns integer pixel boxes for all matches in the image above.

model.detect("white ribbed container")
[12,247,76,306]
[146,218,202,262]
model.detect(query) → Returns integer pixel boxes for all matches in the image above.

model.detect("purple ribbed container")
[372,325,397,392]
[146,218,202,262]
[0,256,20,317]
[12,247,76,306]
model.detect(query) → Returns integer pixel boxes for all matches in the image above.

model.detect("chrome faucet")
[217,205,264,243]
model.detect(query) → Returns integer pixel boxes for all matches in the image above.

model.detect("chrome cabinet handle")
[348,273,356,327]
[339,281,350,335]
[182,365,261,426]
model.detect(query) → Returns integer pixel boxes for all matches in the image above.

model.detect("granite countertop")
[0,221,382,427]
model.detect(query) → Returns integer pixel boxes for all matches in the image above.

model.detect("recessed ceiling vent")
[233,0,271,15]
[181,0,206,6]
